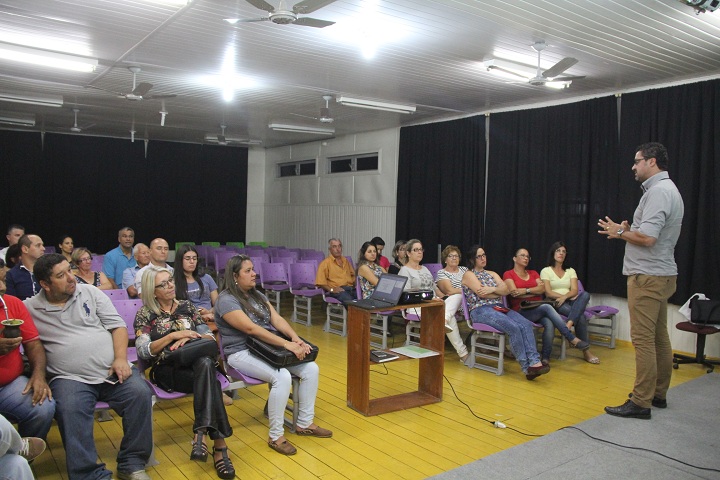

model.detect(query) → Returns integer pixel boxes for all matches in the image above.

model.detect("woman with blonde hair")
[72,248,114,289]
[134,268,235,479]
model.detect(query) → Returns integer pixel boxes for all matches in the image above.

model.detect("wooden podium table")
[346,299,445,416]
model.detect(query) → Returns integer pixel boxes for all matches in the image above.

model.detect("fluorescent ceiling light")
[0,112,35,127]
[0,42,98,72]
[204,134,262,145]
[336,96,416,114]
[546,81,571,89]
[0,92,63,107]
[269,123,335,135]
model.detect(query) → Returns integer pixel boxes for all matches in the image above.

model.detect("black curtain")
[485,97,619,284]
[396,116,486,262]
[1,131,248,253]
[619,79,720,303]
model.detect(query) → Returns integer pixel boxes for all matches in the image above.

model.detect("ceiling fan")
[69,108,94,133]
[90,66,177,101]
[290,95,334,123]
[488,41,586,87]
[205,125,262,146]
[225,0,338,28]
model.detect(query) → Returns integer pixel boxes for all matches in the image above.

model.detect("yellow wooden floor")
[32,297,705,479]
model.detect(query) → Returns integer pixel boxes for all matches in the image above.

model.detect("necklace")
[159,302,175,315]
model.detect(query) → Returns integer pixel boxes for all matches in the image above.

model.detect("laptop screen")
[370,274,407,304]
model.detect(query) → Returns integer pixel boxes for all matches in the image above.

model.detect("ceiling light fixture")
[336,95,416,114]
[204,134,262,146]
[0,92,63,107]
[0,112,35,127]
[0,42,98,72]
[268,123,335,135]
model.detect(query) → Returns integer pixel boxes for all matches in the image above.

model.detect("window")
[278,159,316,177]
[327,153,379,174]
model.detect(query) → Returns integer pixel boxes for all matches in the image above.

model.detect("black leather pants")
[152,356,232,439]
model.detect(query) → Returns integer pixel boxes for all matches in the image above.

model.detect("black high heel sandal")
[213,447,236,479]
[190,433,209,462]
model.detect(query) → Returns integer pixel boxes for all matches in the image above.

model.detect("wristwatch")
[330,287,334,293]
[525,288,530,294]
[617,228,625,236]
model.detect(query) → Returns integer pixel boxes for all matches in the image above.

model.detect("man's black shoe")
[628,392,667,408]
[604,399,651,419]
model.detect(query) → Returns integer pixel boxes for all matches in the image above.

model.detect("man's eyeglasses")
[155,279,175,290]
[633,156,652,165]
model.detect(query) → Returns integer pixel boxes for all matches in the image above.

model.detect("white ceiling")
[1,0,719,148]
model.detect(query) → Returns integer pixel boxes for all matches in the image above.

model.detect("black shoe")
[628,392,667,408]
[605,399,651,419]
[527,364,550,375]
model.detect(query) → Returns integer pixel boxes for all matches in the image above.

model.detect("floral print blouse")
[134,299,212,364]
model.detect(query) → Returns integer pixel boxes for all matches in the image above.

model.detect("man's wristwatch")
[330,287,334,293]
[617,228,625,236]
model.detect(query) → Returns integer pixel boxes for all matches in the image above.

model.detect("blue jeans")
[556,291,591,342]
[328,286,356,306]
[0,375,55,439]
[51,367,153,480]
[470,305,540,373]
[520,305,577,360]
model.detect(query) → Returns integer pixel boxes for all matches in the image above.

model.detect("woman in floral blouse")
[134,268,235,479]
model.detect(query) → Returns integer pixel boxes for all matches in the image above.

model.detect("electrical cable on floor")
[443,374,542,437]
[561,426,720,472]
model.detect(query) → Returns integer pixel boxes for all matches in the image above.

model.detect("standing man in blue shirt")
[102,227,136,288]
[598,142,684,420]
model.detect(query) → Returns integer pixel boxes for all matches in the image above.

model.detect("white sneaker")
[444,322,454,332]
[117,470,151,480]
[19,437,46,463]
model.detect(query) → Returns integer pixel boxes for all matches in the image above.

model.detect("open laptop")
[350,273,408,310]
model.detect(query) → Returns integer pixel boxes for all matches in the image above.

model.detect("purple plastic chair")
[259,262,289,314]
[288,263,323,326]
[214,250,239,278]
[423,263,443,280]
[103,288,129,301]
[579,281,619,349]
[461,290,506,375]
[111,298,144,363]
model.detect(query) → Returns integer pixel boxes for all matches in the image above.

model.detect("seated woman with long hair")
[72,248,114,290]
[58,235,74,265]
[436,245,469,362]
[174,244,219,323]
[503,247,591,366]
[540,241,599,364]
[462,245,549,380]
[387,240,408,275]
[356,241,387,298]
[215,255,332,457]
[134,268,235,479]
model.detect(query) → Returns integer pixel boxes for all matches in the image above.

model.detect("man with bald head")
[133,238,173,295]
[122,243,151,298]
[5,234,44,300]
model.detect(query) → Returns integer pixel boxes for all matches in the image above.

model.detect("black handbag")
[520,299,558,310]
[162,337,219,366]
[690,297,720,325]
[247,330,319,369]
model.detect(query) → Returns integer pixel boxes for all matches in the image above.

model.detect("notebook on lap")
[350,274,408,310]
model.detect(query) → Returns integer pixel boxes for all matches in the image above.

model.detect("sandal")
[572,339,591,351]
[213,447,236,479]
[268,438,297,455]
[296,425,333,438]
[584,352,601,364]
[190,433,209,462]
